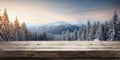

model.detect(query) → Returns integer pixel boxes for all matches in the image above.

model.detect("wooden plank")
[0,41,120,51]
[0,51,120,59]
[0,41,120,59]
[0,41,120,46]
[0,58,119,60]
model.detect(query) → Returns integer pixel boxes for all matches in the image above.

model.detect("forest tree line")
[0,9,53,41]
[0,9,120,41]
[62,11,120,41]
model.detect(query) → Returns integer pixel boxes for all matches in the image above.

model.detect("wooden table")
[0,41,120,60]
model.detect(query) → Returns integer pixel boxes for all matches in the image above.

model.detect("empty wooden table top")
[0,41,120,59]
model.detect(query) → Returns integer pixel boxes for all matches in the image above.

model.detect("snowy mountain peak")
[56,21,69,25]
[47,21,70,26]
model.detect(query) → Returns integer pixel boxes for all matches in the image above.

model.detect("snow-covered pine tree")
[86,20,91,40]
[21,22,29,40]
[97,24,107,40]
[0,11,4,40]
[14,17,21,40]
[72,29,78,40]
[64,30,70,41]
[104,21,110,40]
[2,9,11,41]
[88,23,96,40]
[109,11,120,41]
[9,22,15,40]
[94,21,100,40]
[80,25,86,40]
[61,31,66,40]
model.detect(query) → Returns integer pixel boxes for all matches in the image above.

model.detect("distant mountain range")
[28,21,81,34]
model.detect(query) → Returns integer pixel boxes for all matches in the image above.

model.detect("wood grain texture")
[0,41,120,59]
[0,51,120,59]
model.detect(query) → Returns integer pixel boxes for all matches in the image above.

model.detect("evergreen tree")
[14,17,21,40]
[86,21,91,40]
[73,29,78,40]
[21,22,29,40]
[109,11,120,40]
[0,12,4,40]
[1,9,10,41]
[9,22,15,40]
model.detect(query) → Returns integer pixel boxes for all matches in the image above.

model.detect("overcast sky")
[0,0,120,25]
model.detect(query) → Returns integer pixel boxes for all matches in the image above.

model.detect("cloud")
[0,0,120,25]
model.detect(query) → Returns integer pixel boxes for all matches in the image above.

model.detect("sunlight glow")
[0,0,119,26]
